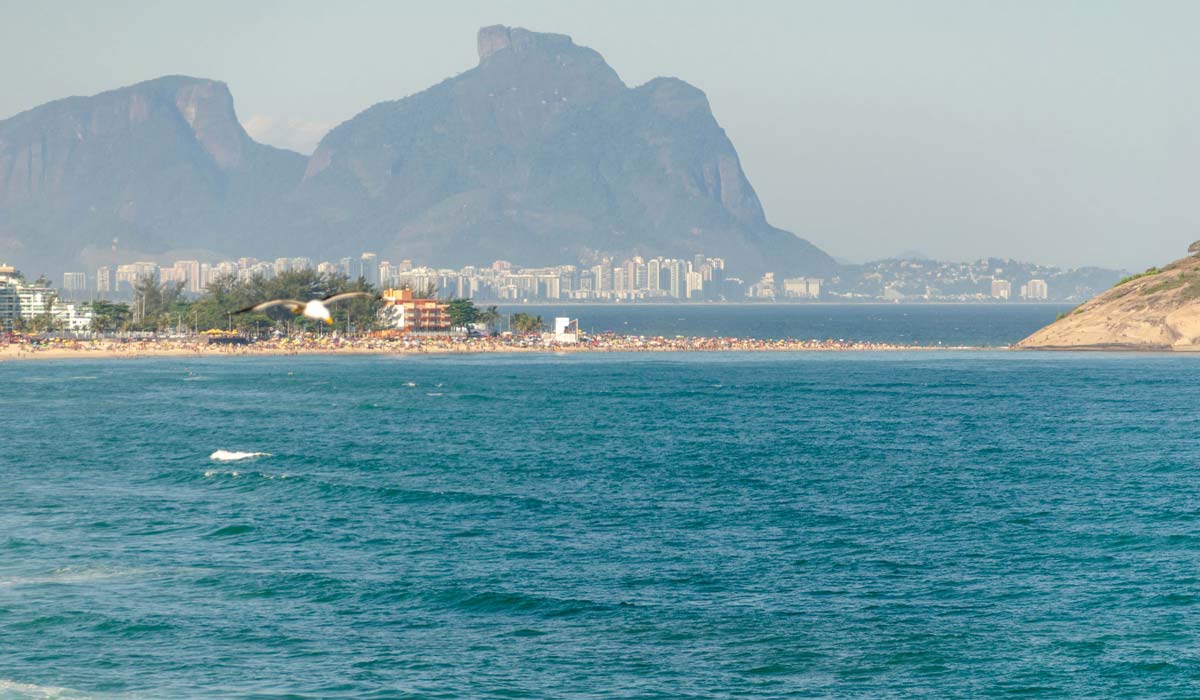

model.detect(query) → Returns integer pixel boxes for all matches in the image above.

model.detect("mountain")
[0,26,834,279]
[294,25,833,275]
[1017,246,1200,350]
[0,76,306,275]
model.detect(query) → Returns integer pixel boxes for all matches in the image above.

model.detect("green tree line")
[90,270,379,334]
[79,269,549,336]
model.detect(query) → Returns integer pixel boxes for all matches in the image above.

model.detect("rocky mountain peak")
[476,25,576,63]
[168,78,246,169]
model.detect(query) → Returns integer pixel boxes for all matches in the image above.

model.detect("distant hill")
[1017,247,1200,350]
[0,25,834,279]
[832,257,1122,302]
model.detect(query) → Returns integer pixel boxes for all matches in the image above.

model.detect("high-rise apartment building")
[667,259,686,298]
[174,260,202,293]
[361,253,379,286]
[62,272,87,296]
[115,262,158,291]
[613,266,628,293]
[379,261,395,287]
[1021,279,1048,300]
[96,266,111,293]
[591,264,611,294]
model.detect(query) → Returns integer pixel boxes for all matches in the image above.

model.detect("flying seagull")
[235,292,374,325]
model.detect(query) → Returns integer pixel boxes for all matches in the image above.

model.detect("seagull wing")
[234,299,306,315]
[321,291,374,305]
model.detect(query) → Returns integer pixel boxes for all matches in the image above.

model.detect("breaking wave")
[0,566,147,588]
[0,679,93,699]
[209,450,271,462]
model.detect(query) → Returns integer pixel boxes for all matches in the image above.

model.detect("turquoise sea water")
[3,350,1200,699]
[493,303,1072,345]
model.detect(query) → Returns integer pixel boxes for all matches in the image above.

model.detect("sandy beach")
[0,335,986,362]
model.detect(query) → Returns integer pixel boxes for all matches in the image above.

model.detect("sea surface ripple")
[2,351,1199,698]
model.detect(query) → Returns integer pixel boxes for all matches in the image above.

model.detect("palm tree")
[510,313,544,334]
[477,305,501,334]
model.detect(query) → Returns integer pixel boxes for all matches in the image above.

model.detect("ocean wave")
[313,480,551,509]
[0,679,93,699]
[209,450,271,462]
[0,566,147,588]
[203,469,288,480]
[204,524,255,538]
[431,588,614,617]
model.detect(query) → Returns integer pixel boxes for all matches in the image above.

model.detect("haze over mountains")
[0,25,834,280]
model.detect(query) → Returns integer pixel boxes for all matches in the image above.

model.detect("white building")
[173,260,202,293]
[0,265,93,332]
[1021,279,1049,300]
[115,262,158,291]
[550,317,580,344]
[62,272,87,293]
[159,265,187,285]
[782,277,822,299]
[750,272,776,299]
[360,252,379,286]
[96,266,111,293]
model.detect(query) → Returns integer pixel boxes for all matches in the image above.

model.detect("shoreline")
[0,338,997,362]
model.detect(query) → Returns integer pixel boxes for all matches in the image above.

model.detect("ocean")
[493,303,1072,346]
[3,309,1198,698]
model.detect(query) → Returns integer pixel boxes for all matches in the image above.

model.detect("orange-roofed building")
[380,288,450,332]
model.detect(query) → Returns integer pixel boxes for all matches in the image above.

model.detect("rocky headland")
[1017,245,1200,351]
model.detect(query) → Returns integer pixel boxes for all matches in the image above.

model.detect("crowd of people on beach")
[0,331,959,360]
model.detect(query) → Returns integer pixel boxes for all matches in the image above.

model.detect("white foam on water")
[0,566,146,588]
[209,450,271,462]
[0,679,92,699]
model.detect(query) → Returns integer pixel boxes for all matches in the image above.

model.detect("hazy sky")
[2,1,1195,270]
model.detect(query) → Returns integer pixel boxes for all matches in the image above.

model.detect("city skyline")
[34,248,1088,306]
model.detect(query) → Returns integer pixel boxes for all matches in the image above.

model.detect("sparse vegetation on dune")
[1115,267,1160,287]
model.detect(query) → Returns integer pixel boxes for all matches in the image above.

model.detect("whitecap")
[0,678,92,699]
[209,450,271,462]
[0,566,146,588]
